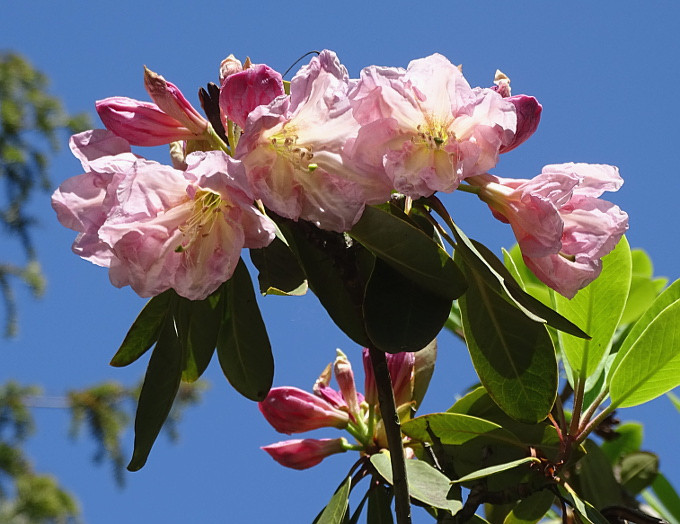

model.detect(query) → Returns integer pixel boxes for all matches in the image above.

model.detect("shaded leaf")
[451,457,540,484]
[216,259,273,401]
[459,262,557,423]
[127,317,183,471]
[370,451,462,513]
[175,294,220,382]
[110,290,173,367]
[314,475,351,524]
[575,440,623,509]
[557,484,610,524]
[600,422,643,464]
[619,451,658,494]
[249,236,308,296]
[350,205,467,300]
[367,484,394,524]
[503,490,555,524]
[642,473,680,524]
[363,259,451,353]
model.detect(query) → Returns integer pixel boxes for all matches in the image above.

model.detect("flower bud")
[219,54,243,83]
[96,97,205,147]
[259,387,349,434]
[334,349,361,421]
[493,70,512,98]
[143,66,209,135]
[313,362,347,410]
[262,438,348,470]
[219,63,284,128]
[362,348,415,409]
[499,95,542,154]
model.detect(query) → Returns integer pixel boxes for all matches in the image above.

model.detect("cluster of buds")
[259,349,416,470]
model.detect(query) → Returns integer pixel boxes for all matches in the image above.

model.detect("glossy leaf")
[402,413,521,447]
[249,236,308,296]
[363,259,451,353]
[349,205,467,300]
[620,451,658,494]
[127,317,183,471]
[216,259,273,401]
[451,457,540,484]
[314,475,351,524]
[609,297,680,408]
[554,236,631,380]
[175,294,220,383]
[557,484,610,524]
[279,219,371,347]
[609,279,680,381]
[503,490,555,524]
[367,484,394,524]
[600,422,643,464]
[110,290,173,367]
[459,264,557,423]
[370,451,462,513]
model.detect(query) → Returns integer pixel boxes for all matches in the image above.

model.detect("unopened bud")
[334,349,361,420]
[219,54,244,83]
[262,438,348,470]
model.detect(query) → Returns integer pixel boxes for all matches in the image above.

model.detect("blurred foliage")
[0,51,90,337]
[0,379,205,523]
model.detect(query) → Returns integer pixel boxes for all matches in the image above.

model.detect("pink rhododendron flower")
[261,438,348,470]
[362,349,415,409]
[258,387,350,434]
[468,162,629,298]
[96,97,208,147]
[219,54,244,83]
[346,53,517,198]
[220,63,285,129]
[52,130,275,300]
[236,50,392,232]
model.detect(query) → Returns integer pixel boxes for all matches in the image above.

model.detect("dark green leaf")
[350,205,467,300]
[575,440,623,509]
[110,290,173,367]
[619,451,658,494]
[459,263,557,423]
[557,484,610,524]
[314,475,351,524]
[216,259,273,401]
[643,473,680,524]
[363,259,451,353]
[127,318,183,471]
[249,236,308,296]
[175,294,220,382]
[600,422,643,464]
[451,457,540,484]
[367,484,394,524]
[503,490,554,524]
[279,219,372,346]
[370,451,462,513]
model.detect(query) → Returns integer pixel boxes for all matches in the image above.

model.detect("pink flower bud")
[219,63,284,128]
[362,349,415,409]
[96,97,206,147]
[143,66,209,135]
[499,95,542,154]
[259,387,349,434]
[333,350,361,420]
[262,438,348,470]
[219,54,244,83]
[313,363,347,410]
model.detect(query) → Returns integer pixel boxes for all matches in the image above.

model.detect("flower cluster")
[259,349,416,470]
[53,50,627,300]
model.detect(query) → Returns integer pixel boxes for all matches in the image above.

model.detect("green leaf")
[216,259,273,401]
[349,205,467,300]
[402,413,521,447]
[110,290,173,367]
[412,340,437,411]
[503,490,555,524]
[554,236,632,380]
[446,216,587,338]
[127,317,183,471]
[367,484,394,524]
[249,236,308,296]
[314,475,351,524]
[642,473,680,524]
[363,259,452,353]
[609,297,680,408]
[557,484,610,524]
[451,457,540,484]
[609,279,680,381]
[600,422,643,464]
[669,391,680,413]
[574,440,623,509]
[175,294,220,382]
[459,263,557,423]
[370,451,462,513]
[619,451,658,494]
[279,219,372,347]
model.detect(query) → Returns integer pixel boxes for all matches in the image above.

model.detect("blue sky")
[2,2,680,522]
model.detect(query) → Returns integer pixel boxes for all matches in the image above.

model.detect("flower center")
[268,127,317,172]
[413,115,455,150]
[175,189,224,253]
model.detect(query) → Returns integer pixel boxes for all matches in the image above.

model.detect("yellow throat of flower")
[176,189,225,253]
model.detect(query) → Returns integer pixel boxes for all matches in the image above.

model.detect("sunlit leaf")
[216,259,273,401]
[600,422,643,464]
[370,451,462,513]
[314,475,351,524]
[609,297,680,408]
[459,263,557,423]
[554,236,631,380]
[110,290,173,367]
[451,457,540,484]
[127,317,183,471]
[557,484,610,524]
[402,413,521,447]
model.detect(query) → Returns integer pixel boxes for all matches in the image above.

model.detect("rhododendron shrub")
[52,50,680,524]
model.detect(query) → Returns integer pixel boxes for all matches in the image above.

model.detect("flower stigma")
[175,189,225,253]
